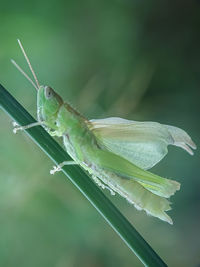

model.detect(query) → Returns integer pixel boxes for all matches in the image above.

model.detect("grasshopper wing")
[89,117,196,170]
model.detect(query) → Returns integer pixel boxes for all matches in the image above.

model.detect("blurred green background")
[0,1,199,266]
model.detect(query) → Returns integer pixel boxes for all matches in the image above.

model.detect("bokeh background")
[0,1,200,266]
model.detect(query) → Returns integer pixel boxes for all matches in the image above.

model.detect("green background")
[0,1,199,266]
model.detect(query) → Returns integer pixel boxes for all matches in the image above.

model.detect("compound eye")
[45,86,54,99]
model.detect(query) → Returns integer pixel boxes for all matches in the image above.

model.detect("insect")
[12,40,196,224]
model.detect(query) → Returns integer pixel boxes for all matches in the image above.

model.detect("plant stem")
[0,83,167,267]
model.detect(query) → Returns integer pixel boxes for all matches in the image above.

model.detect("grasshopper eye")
[45,86,54,99]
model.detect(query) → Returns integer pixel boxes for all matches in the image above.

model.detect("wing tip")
[166,125,197,155]
[175,142,196,155]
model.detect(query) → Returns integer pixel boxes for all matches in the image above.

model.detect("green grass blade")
[0,83,167,267]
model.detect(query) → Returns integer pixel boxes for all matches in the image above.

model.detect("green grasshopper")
[12,40,196,224]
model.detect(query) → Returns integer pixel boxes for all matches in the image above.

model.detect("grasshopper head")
[37,86,63,129]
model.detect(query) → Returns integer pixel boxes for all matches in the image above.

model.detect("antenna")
[17,39,40,89]
[11,59,38,90]
[12,39,40,90]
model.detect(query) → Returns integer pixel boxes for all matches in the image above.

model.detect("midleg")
[50,161,78,174]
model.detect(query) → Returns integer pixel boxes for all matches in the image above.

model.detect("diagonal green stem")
[0,83,167,267]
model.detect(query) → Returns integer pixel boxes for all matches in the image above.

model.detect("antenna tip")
[17,39,22,47]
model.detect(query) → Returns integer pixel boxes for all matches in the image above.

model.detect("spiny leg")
[13,121,43,134]
[92,175,115,195]
[50,161,78,175]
